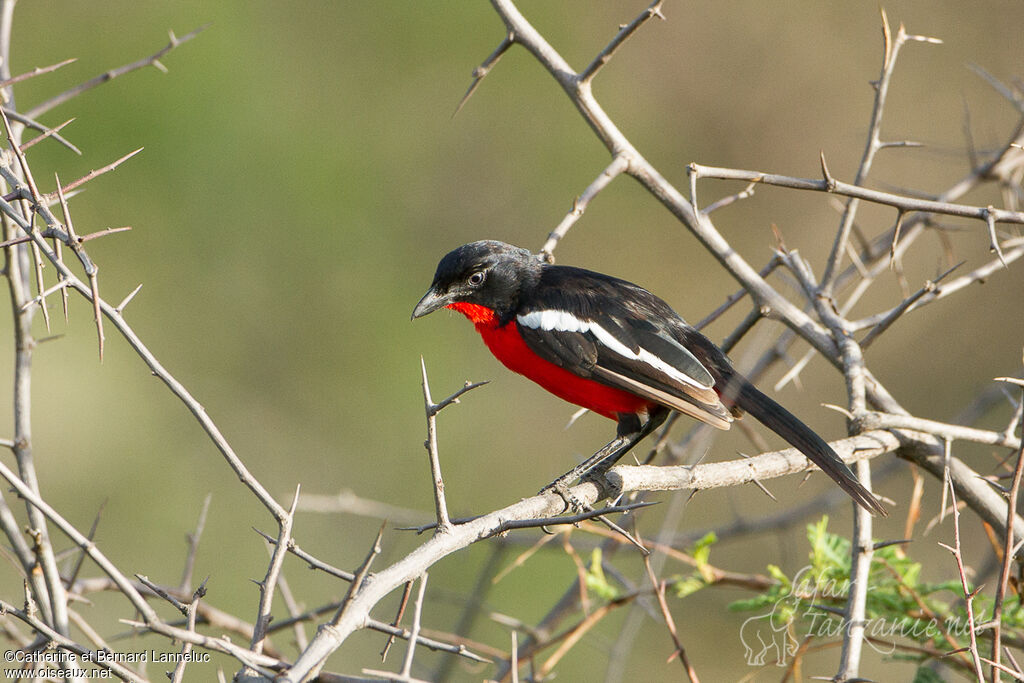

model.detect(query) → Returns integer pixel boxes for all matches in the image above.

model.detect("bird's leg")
[540,408,669,511]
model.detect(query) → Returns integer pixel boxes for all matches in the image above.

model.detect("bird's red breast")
[446,302,651,420]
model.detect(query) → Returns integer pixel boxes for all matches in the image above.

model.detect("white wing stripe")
[517,310,712,390]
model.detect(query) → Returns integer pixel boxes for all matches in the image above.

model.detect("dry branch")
[2,2,1022,682]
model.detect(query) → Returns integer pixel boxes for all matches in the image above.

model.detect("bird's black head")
[412,240,541,321]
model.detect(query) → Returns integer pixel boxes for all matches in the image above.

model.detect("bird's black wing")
[515,265,733,428]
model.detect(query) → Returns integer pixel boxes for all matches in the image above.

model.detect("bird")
[412,240,886,515]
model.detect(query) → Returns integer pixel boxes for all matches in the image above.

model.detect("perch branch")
[25,25,207,120]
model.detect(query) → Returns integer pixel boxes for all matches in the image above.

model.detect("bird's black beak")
[411,285,450,320]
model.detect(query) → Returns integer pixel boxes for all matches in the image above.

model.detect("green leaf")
[584,548,619,601]
[673,576,707,599]
[690,531,717,582]
[767,564,790,586]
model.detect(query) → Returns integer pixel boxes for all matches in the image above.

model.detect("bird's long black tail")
[724,374,886,516]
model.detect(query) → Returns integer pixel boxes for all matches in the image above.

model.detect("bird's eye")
[468,271,485,286]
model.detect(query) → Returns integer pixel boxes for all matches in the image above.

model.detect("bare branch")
[0,598,146,682]
[421,360,487,532]
[18,117,74,153]
[858,260,962,346]
[5,219,289,519]
[0,85,68,641]
[0,107,80,153]
[180,493,212,592]
[254,527,354,582]
[937,479,986,680]
[836,460,875,680]
[688,163,1024,227]
[170,578,209,683]
[0,57,75,89]
[249,484,301,657]
[0,457,158,622]
[25,24,208,120]
[540,155,628,259]
[992,385,1024,681]
[856,411,1021,450]
[454,33,513,117]
[821,11,941,291]
[398,574,428,680]
[578,1,665,84]
[33,146,144,202]
[642,555,700,681]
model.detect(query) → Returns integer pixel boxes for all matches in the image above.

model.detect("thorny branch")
[2,2,1022,682]
[24,25,208,121]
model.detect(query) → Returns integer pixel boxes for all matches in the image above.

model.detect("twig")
[119,616,285,676]
[399,574,428,679]
[135,574,187,614]
[18,277,71,312]
[642,554,699,681]
[821,11,942,291]
[486,0,858,376]
[701,180,759,215]
[19,117,74,153]
[22,245,290,520]
[454,33,513,117]
[672,462,901,548]
[33,146,145,202]
[275,569,309,652]
[987,207,1009,268]
[0,598,146,683]
[249,484,301,657]
[992,384,1024,681]
[180,492,212,592]
[0,107,80,153]
[79,573,488,665]
[607,429,898,493]
[421,359,487,532]
[0,57,76,89]
[858,260,963,346]
[78,225,132,243]
[333,524,387,626]
[688,163,1024,227]
[25,25,208,120]
[0,96,68,638]
[535,598,624,679]
[540,154,628,259]
[1,105,51,335]
[693,257,779,330]
[937,478,986,680]
[856,411,1022,450]
[718,307,764,355]
[578,0,664,84]
[64,498,107,591]
[170,578,209,683]
[52,174,105,358]
[381,582,413,662]
[253,528,355,581]
[0,456,158,623]
[836,460,875,680]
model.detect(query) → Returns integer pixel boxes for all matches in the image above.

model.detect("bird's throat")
[446,302,499,327]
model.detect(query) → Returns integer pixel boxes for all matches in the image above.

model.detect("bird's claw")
[540,479,590,514]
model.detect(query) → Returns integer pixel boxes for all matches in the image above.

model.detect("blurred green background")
[2,1,1023,680]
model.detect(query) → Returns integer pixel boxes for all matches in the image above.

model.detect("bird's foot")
[539,477,590,514]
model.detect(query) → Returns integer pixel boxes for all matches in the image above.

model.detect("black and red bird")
[412,240,885,515]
